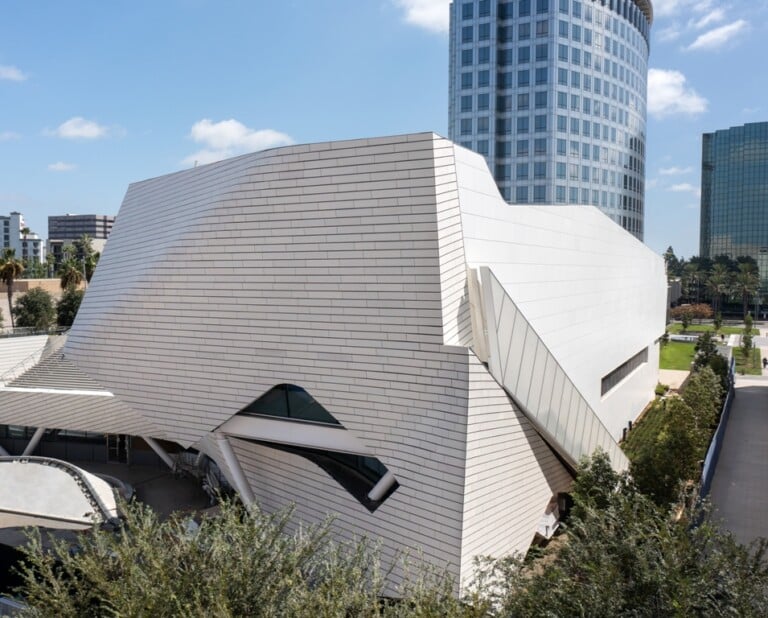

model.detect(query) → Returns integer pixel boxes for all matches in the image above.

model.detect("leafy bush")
[15,500,480,617]
[12,288,55,331]
[56,288,84,328]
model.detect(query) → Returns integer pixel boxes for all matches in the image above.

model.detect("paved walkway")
[709,374,768,545]
[658,369,689,391]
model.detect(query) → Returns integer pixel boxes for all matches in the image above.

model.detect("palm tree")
[0,247,25,328]
[74,234,99,283]
[707,263,731,315]
[683,262,704,303]
[734,262,760,318]
[58,258,84,291]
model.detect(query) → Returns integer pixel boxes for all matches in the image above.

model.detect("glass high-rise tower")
[449,0,652,240]
[700,122,768,288]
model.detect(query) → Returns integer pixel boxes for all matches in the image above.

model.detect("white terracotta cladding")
[454,146,666,441]
[54,133,576,583]
[7,132,667,588]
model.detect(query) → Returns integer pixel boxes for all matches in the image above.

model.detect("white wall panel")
[453,145,666,440]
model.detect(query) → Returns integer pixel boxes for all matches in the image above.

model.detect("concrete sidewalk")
[709,374,768,545]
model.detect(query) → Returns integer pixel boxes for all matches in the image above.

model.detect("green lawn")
[667,323,757,336]
[622,400,666,462]
[659,341,696,370]
[735,347,763,376]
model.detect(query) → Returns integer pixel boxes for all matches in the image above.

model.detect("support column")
[213,433,255,508]
[22,427,46,456]
[142,436,176,470]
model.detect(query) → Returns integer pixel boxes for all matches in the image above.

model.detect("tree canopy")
[56,288,84,328]
[12,288,55,331]
[481,452,768,617]
[14,501,475,618]
[0,247,25,328]
[15,451,768,616]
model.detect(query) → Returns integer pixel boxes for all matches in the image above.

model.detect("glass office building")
[700,122,768,287]
[448,0,652,240]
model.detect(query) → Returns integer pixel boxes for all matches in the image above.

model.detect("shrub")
[12,288,55,331]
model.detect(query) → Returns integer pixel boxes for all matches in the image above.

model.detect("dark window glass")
[498,2,513,19]
[462,2,473,19]
[498,24,514,42]
[498,48,514,66]
[239,384,340,425]
[256,441,397,513]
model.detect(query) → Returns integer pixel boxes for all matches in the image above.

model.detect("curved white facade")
[0,133,665,586]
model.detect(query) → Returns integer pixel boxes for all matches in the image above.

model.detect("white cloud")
[658,26,682,42]
[691,8,726,29]
[183,119,293,166]
[670,183,701,197]
[687,20,748,51]
[0,65,26,81]
[660,166,693,176]
[0,131,20,141]
[654,0,714,18]
[48,161,76,172]
[392,0,449,33]
[50,117,109,139]
[648,68,708,118]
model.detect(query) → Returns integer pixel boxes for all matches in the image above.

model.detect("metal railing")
[699,357,736,498]
[0,326,67,339]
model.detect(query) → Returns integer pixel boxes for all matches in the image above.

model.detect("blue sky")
[1,0,765,258]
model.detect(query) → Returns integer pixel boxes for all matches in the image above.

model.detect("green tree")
[12,287,55,331]
[56,288,84,328]
[482,459,768,616]
[15,500,479,617]
[0,247,25,329]
[681,366,723,451]
[44,252,56,278]
[663,246,684,279]
[693,331,720,371]
[707,263,731,315]
[24,259,46,279]
[73,233,99,283]
[735,263,760,318]
[683,261,705,303]
[631,397,700,506]
[58,258,84,291]
[714,311,723,332]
